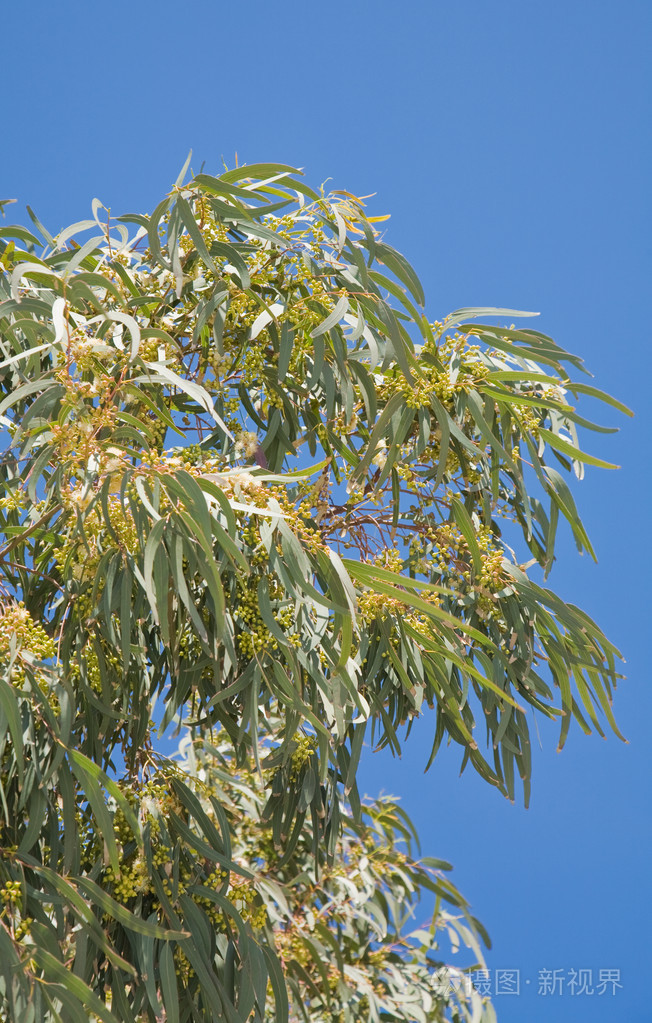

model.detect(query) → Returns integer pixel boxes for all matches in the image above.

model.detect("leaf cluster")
[0,161,628,1020]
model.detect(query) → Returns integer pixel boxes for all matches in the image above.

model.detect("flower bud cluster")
[289,734,317,781]
[0,489,27,512]
[228,879,268,929]
[0,603,57,693]
[0,603,56,664]
[0,880,32,942]
[0,880,22,906]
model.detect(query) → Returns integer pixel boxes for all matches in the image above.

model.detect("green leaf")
[278,319,294,382]
[451,498,483,577]
[311,294,349,338]
[538,427,620,469]
[446,306,539,329]
[68,756,120,873]
[76,875,187,940]
[158,941,180,1023]
[68,749,140,838]
[33,948,120,1023]
[0,677,23,786]
[220,162,302,183]
[175,195,220,277]
[566,381,634,416]
[374,241,426,306]
[137,364,235,438]
[350,391,406,483]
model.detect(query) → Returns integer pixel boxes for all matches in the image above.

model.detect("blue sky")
[4,1,650,1019]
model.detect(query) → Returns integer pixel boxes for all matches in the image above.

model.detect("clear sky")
[4,1,650,1020]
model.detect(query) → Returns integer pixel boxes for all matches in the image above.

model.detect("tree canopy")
[0,161,629,1022]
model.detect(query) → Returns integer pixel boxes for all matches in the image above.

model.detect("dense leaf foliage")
[0,161,628,1021]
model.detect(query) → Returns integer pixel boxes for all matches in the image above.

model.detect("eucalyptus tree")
[0,161,628,1022]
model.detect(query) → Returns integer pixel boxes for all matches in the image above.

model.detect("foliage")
[0,160,628,1021]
